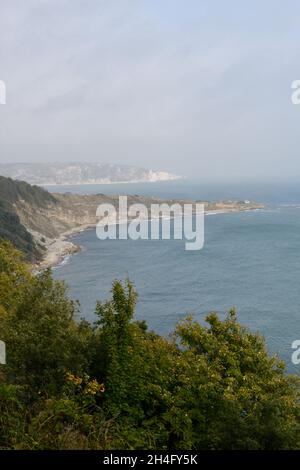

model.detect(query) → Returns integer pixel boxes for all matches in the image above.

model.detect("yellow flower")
[73,376,83,385]
[66,372,83,385]
[84,379,105,395]
[66,372,105,395]
[66,372,75,382]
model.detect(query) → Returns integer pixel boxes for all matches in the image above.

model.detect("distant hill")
[0,162,182,186]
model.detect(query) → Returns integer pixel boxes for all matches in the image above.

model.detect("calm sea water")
[51,181,300,373]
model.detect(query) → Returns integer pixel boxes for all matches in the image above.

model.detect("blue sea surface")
[51,181,300,373]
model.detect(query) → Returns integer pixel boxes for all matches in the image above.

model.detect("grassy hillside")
[0,176,56,262]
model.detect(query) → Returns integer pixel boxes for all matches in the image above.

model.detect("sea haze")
[51,181,300,373]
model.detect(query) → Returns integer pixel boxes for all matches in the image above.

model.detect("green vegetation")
[0,240,300,449]
[0,176,56,262]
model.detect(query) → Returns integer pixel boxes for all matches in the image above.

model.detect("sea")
[49,180,300,374]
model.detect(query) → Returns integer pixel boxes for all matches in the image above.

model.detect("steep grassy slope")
[0,176,57,261]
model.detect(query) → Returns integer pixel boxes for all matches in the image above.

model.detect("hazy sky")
[1,0,300,181]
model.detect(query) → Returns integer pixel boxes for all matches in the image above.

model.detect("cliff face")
[16,192,263,239]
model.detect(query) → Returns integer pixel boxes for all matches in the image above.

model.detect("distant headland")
[0,162,183,186]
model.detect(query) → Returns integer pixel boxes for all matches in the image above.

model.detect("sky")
[0,0,300,181]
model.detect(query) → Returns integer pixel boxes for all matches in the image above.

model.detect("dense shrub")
[0,241,300,450]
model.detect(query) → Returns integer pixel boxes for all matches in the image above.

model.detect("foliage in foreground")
[0,240,300,450]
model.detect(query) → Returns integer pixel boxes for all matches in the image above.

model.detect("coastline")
[35,223,95,270]
[37,205,264,270]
